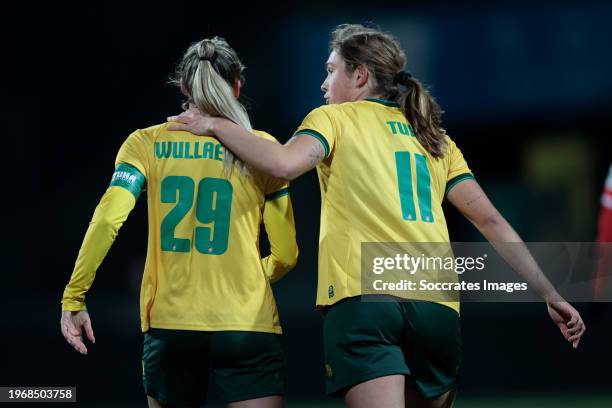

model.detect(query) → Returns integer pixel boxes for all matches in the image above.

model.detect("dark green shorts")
[142,329,285,406]
[323,296,461,398]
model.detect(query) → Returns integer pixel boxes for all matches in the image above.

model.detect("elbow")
[269,160,292,181]
[279,247,299,270]
[98,215,113,228]
[92,211,121,236]
[269,156,299,181]
[477,212,504,231]
[98,213,118,230]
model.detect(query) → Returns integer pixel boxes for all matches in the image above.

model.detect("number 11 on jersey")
[395,151,433,223]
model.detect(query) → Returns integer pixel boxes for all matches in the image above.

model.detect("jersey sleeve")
[261,193,299,283]
[444,136,475,198]
[248,129,298,281]
[293,106,339,159]
[61,130,149,311]
[115,129,149,178]
[61,186,137,311]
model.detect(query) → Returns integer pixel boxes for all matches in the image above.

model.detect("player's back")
[296,99,473,307]
[116,123,285,333]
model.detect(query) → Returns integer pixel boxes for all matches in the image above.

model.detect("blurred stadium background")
[2,0,611,406]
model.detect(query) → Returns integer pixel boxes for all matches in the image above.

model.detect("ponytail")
[330,24,448,159]
[397,74,447,159]
[172,37,251,177]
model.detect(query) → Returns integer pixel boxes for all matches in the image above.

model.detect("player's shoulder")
[441,133,468,162]
[124,122,167,141]
[443,134,460,151]
[125,122,192,145]
[308,103,344,116]
[307,100,389,118]
[302,104,348,126]
[252,129,281,144]
[139,122,175,137]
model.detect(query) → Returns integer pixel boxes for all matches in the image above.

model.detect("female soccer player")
[61,37,298,408]
[167,25,586,408]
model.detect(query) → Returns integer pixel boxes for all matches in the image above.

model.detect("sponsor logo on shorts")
[325,364,333,378]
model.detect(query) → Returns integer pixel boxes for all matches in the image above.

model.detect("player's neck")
[354,87,384,102]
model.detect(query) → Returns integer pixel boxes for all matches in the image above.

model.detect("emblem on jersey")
[328,285,335,298]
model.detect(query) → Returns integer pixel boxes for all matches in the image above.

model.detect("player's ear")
[233,80,241,98]
[180,80,190,97]
[354,65,369,88]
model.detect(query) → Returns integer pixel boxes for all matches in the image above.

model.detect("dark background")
[2,1,611,407]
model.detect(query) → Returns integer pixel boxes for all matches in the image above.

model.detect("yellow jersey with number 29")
[62,122,297,334]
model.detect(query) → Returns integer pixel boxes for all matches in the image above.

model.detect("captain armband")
[109,163,146,199]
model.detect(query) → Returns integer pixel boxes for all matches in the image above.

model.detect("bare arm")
[447,179,557,299]
[167,111,324,180]
[447,179,586,348]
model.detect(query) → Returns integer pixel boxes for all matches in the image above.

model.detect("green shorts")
[142,329,285,406]
[323,296,461,398]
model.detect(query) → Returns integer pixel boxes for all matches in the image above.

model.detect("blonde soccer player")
[61,37,298,408]
[168,25,585,408]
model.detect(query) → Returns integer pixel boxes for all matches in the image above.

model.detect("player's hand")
[60,310,96,355]
[167,108,217,135]
[546,300,586,349]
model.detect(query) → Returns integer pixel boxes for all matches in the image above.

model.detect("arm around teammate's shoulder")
[167,109,324,180]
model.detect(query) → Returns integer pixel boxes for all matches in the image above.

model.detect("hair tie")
[199,53,217,64]
[394,70,412,85]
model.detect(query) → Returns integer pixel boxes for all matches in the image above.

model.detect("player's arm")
[60,163,144,354]
[261,189,299,283]
[167,110,325,180]
[447,179,586,348]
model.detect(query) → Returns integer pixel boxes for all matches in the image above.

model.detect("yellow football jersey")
[295,98,473,313]
[63,123,296,334]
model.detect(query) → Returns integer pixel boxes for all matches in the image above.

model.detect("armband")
[109,163,145,199]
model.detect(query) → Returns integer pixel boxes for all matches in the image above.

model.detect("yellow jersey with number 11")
[295,98,473,313]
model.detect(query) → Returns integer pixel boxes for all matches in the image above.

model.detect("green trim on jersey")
[265,188,289,201]
[365,98,400,108]
[295,129,330,158]
[110,163,146,199]
[444,173,475,199]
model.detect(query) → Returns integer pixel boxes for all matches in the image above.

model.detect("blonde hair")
[331,24,447,158]
[171,37,251,176]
